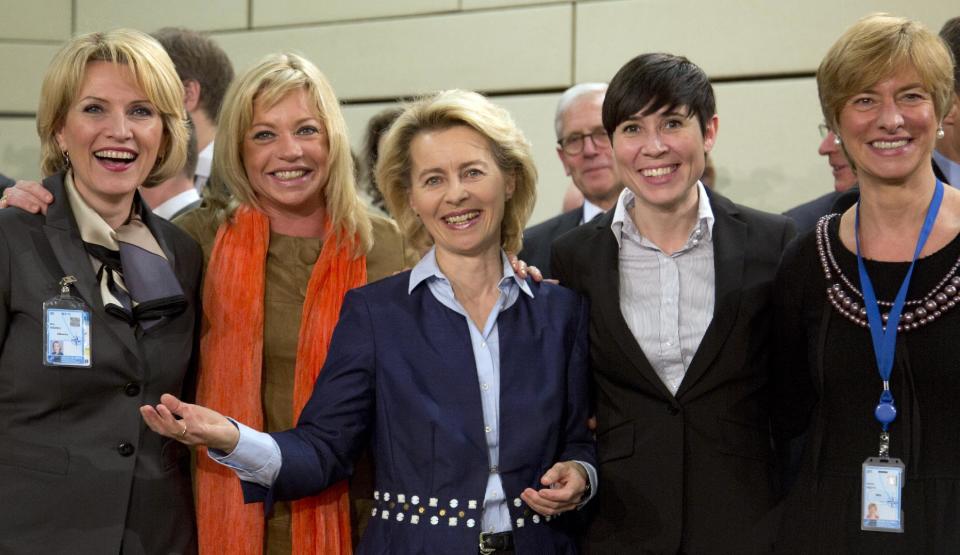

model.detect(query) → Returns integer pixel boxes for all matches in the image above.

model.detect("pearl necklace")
[815,214,960,332]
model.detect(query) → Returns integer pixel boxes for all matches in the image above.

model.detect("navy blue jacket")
[243,272,595,554]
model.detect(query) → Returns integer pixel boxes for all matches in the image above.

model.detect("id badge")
[861,457,904,533]
[42,276,92,368]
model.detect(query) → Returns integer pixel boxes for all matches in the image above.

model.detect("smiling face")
[611,104,717,214]
[408,125,514,261]
[837,66,938,186]
[242,87,329,220]
[818,130,857,192]
[56,61,163,211]
[557,92,620,208]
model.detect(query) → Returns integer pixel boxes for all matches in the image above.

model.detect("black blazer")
[0,172,13,190]
[783,190,844,234]
[552,190,795,554]
[0,172,202,554]
[519,207,583,279]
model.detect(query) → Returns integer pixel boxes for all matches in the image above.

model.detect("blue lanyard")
[855,180,944,431]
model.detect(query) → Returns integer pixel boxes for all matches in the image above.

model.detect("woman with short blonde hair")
[0,28,200,553]
[378,89,537,254]
[774,14,960,551]
[144,88,595,554]
[37,28,188,187]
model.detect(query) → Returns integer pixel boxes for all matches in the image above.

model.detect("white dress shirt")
[611,183,716,395]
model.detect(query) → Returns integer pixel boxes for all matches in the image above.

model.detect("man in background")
[141,120,201,220]
[783,124,857,233]
[934,16,960,186]
[519,83,622,277]
[152,27,234,191]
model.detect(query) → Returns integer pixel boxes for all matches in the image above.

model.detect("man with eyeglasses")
[783,123,858,233]
[518,83,622,278]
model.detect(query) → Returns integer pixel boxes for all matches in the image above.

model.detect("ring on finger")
[0,191,8,209]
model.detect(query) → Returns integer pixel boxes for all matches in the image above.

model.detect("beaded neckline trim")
[815,214,960,332]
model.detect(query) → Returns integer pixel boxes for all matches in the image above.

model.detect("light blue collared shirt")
[212,247,596,534]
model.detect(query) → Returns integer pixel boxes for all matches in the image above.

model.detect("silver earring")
[833,135,842,146]
[937,126,946,140]
[63,150,71,168]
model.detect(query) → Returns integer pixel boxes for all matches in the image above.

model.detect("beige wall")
[0,0,954,223]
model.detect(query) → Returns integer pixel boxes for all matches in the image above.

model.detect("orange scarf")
[195,205,366,554]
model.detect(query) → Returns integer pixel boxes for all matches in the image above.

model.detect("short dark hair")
[603,52,716,137]
[940,16,960,94]
[152,27,234,121]
[362,106,403,211]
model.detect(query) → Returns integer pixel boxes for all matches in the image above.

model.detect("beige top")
[175,205,415,554]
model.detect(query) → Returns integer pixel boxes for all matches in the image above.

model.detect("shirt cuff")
[207,418,282,487]
[572,460,598,507]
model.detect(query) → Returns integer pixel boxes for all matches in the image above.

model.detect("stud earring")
[833,135,842,146]
[937,126,946,140]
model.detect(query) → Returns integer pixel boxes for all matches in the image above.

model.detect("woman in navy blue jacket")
[143,89,596,554]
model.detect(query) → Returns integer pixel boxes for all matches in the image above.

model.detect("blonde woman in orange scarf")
[172,53,412,554]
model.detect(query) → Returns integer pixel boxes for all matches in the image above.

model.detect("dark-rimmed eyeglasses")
[558,128,611,155]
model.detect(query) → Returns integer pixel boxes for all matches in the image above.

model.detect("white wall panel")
[0,44,60,113]
[710,78,829,214]
[0,118,41,182]
[75,0,247,34]
[575,0,954,84]
[462,0,560,9]
[215,5,573,101]
[576,0,838,83]
[0,0,71,41]
[252,0,456,28]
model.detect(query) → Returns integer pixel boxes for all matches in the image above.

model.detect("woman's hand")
[140,393,240,453]
[0,180,54,214]
[520,461,588,516]
[508,254,546,283]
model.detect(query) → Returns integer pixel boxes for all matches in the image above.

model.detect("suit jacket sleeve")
[243,289,376,508]
[0,217,11,352]
[559,292,595,467]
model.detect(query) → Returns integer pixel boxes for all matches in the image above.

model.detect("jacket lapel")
[417,289,489,457]
[675,192,745,398]
[41,173,143,363]
[589,213,674,398]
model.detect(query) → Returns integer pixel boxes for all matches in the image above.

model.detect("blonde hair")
[818,13,955,135]
[36,29,188,186]
[376,90,537,254]
[214,52,371,256]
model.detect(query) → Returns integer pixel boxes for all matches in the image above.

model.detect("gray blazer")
[0,172,202,554]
